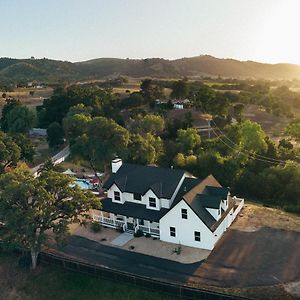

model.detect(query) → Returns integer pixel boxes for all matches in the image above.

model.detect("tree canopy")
[0,167,99,269]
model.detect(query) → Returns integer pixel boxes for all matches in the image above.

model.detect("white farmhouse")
[93,158,244,250]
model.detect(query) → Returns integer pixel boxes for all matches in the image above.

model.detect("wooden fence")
[38,251,252,300]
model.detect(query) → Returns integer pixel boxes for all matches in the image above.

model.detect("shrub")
[90,222,101,233]
[134,229,144,237]
[145,233,151,238]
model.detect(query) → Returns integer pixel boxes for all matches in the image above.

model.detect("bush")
[284,204,300,214]
[145,233,151,238]
[90,222,101,233]
[134,229,144,237]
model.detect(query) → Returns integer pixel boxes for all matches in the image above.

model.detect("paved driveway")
[188,227,300,288]
[58,227,300,288]
[59,235,203,284]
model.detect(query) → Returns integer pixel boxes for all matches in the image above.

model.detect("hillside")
[1,55,300,82]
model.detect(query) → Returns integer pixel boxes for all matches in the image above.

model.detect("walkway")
[111,232,134,246]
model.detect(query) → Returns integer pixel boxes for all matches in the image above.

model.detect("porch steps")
[125,229,134,234]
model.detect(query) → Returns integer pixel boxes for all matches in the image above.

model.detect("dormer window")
[114,191,121,201]
[149,197,156,208]
[134,193,142,201]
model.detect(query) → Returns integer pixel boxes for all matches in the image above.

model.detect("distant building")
[173,102,184,109]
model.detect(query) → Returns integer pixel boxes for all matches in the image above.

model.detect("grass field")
[0,253,176,300]
[0,87,53,117]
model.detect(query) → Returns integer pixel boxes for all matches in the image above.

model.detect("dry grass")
[0,88,53,116]
[231,201,300,232]
[243,104,289,137]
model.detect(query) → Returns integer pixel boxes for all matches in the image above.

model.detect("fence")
[232,197,245,220]
[38,252,251,300]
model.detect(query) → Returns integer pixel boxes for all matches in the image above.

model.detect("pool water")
[74,179,93,190]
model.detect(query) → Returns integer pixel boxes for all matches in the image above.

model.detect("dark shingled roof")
[172,177,203,208]
[203,186,229,199]
[172,176,230,231]
[101,197,168,222]
[103,163,185,199]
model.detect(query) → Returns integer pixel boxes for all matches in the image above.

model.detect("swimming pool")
[74,179,93,190]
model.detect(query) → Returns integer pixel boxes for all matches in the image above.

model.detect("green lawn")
[0,253,177,300]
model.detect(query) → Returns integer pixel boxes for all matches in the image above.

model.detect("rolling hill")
[1,55,300,82]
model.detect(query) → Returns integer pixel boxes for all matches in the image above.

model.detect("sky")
[1,0,300,64]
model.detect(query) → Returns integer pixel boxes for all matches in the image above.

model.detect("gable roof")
[203,186,228,199]
[173,175,230,231]
[183,175,222,204]
[103,163,185,199]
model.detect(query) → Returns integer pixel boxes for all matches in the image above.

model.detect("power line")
[210,127,285,165]
[195,100,289,165]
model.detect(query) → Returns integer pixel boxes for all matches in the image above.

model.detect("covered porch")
[92,210,160,237]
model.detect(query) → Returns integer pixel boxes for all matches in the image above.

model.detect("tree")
[128,114,165,136]
[0,168,99,269]
[0,98,22,131]
[239,120,267,154]
[285,122,300,141]
[170,79,189,99]
[0,131,21,173]
[63,113,91,144]
[176,128,201,154]
[233,103,244,122]
[4,105,35,134]
[128,133,164,165]
[140,79,164,102]
[47,122,65,148]
[71,117,130,172]
[193,86,216,111]
[11,133,35,162]
[278,139,293,150]
[173,153,185,167]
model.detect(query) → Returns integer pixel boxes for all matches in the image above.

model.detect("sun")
[255,3,300,65]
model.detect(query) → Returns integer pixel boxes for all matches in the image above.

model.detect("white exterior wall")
[108,184,125,204]
[160,200,215,250]
[107,185,172,210]
[206,207,220,220]
[161,198,170,209]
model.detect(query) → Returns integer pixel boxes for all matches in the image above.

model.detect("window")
[139,219,144,225]
[134,193,142,201]
[194,231,201,242]
[149,197,156,208]
[181,208,188,219]
[114,191,121,201]
[170,227,176,237]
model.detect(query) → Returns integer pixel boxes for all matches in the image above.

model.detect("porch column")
[124,216,127,230]
[148,221,151,234]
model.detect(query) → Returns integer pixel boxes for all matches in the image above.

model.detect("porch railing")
[137,225,160,236]
[92,215,125,229]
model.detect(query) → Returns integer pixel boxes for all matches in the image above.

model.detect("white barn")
[93,158,244,250]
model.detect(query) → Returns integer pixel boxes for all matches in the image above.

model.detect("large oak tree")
[0,167,99,269]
